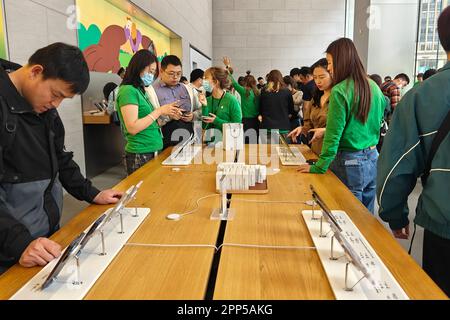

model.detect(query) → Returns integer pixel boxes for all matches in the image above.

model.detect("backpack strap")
[422,110,450,185]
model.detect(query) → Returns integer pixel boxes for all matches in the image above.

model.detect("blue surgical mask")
[141,73,155,87]
[203,79,213,93]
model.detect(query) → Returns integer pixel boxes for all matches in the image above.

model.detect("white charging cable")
[166,194,219,220]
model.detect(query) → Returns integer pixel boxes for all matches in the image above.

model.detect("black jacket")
[0,58,21,72]
[259,88,295,131]
[0,64,100,270]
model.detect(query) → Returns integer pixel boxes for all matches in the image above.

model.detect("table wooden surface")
[83,112,111,125]
[214,145,448,300]
[0,145,447,300]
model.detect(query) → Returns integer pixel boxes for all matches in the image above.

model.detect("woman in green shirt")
[298,38,385,213]
[117,50,181,175]
[223,57,260,144]
[202,67,242,142]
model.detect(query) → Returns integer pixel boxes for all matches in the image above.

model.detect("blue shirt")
[152,80,192,112]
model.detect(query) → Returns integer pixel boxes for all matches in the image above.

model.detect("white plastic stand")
[302,210,409,300]
[211,175,235,221]
[223,123,244,151]
[10,207,150,300]
[162,146,202,166]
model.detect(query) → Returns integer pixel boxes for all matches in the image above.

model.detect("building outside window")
[415,0,449,75]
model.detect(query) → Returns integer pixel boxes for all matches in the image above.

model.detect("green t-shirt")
[202,92,243,132]
[310,79,385,174]
[230,75,259,118]
[116,85,163,154]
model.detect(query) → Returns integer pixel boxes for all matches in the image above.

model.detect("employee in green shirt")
[117,50,182,175]
[223,57,260,144]
[298,38,385,213]
[202,67,242,141]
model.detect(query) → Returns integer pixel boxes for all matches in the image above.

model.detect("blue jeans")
[330,148,378,214]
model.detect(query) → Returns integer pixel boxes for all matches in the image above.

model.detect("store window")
[415,0,449,75]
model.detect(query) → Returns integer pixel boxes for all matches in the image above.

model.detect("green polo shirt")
[230,75,259,118]
[310,78,385,174]
[116,85,163,154]
[203,92,243,132]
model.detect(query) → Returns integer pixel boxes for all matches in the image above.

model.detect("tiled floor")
[375,181,424,267]
[60,164,126,227]
[61,165,425,266]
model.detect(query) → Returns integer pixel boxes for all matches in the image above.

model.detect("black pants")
[423,229,450,297]
[162,120,194,149]
[243,117,259,144]
[125,152,156,175]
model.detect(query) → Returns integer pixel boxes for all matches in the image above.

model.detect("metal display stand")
[300,186,409,300]
[10,181,150,300]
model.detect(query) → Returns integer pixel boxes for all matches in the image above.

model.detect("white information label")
[302,210,409,300]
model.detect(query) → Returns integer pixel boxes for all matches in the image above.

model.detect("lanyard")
[212,91,225,115]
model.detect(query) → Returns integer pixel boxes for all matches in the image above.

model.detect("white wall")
[190,46,212,73]
[212,0,347,78]
[353,0,371,69]
[4,0,87,176]
[367,0,419,90]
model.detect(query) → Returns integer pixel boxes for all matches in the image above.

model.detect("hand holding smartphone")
[202,113,215,123]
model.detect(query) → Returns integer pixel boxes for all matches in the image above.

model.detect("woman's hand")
[287,126,303,143]
[309,128,326,143]
[159,101,182,119]
[202,113,217,124]
[297,164,311,173]
[223,56,231,67]
[198,92,207,106]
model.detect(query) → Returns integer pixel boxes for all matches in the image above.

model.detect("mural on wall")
[0,0,7,59]
[76,0,171,73]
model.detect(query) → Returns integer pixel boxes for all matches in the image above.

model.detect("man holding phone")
[146,55,205,148]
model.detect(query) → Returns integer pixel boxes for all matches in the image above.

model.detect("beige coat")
[302,98,329,156]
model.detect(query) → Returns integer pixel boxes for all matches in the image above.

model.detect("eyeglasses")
[165,71,182,78]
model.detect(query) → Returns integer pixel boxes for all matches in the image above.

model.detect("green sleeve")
[310,88,348,174]
[213,116,227,128]
[117,86,139,108]
[230,75,247,96]
[230,96,243,123]
[376,91,424,230]
[203,97,211,116]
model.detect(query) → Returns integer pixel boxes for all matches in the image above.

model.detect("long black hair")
[310,58,329,108]
[121,50,158,92]
[326,38,372,123]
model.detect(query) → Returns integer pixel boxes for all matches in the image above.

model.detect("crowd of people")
[0,5,449,297]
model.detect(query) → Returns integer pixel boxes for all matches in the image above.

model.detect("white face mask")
[203,79,213,93]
